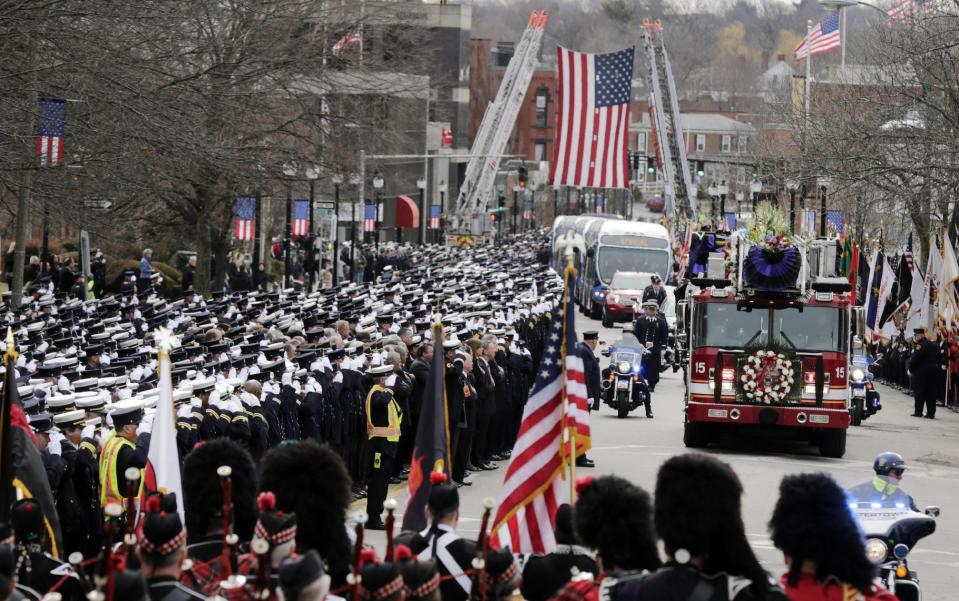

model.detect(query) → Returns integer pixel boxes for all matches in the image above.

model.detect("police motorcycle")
[600,329,652,419]
[849,335,881,426]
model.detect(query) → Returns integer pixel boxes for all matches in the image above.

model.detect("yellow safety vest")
[98,431,143,506]
[365,385,402,442]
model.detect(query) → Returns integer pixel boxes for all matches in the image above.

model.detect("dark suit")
[642,284,667,307]
[909,337,940,417]
[634,313,668,391]
[576,342,601,411]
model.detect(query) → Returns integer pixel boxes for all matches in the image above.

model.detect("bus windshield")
[773,306,845,352]
[695,303,768,348]
[597,247,670,283]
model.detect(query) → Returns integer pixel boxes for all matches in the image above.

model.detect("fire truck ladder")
[641,20,697,222]
[454,10,548,232]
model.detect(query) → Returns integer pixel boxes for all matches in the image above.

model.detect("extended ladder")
[641,20,696,222]
[454,11,548,232]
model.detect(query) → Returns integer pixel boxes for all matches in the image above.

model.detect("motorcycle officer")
[633,300,667,415]
[847,451,918,511]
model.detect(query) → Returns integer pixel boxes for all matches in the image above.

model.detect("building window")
[721,135,732,153]
[535,87,549,128]
[738,135,748,153]
[636,133,646,153]
[696,134,706,152]
[737,167,746,184]
[534,142,547,161]
[495,43,514,68]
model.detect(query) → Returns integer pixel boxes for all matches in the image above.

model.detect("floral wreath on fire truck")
[736,341,800,404]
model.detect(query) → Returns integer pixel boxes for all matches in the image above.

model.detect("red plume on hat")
[429,472,447,486]
[393,545,413,562]
[575,476,596,496]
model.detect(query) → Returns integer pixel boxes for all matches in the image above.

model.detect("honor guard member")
[237,491,298,596]
[137,492,206,600]
[521,503,598,601]
[575,332,601,468]
[365,363,402,530]
[633,300,667,402]
[411,472,476,601]
[770,473,896,601]
[52,409,98,557]
[11,498,84,600]
[100,400,151,512]
[279,550,331,601]
[642,274,667,307]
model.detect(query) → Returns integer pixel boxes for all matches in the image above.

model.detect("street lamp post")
[416,177,427,245]
[512,184,520,235]
[718,182,729,228]
[332,173,343,285]
[305,165,320,291]
[372,172,384,250]
[438,180,447,245]
[349,173,361,283]
[282,163,298,289]
[786,179,799,233]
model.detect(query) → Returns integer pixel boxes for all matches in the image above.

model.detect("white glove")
[137,413,154,435]
[281,372,293,386]
[385,374,397,387]
[81,423,96,440]
[333,372,344,384]
[227,397,244,413]
[47,432,63,456]
[58,375,72,392]
[177,404,193,419]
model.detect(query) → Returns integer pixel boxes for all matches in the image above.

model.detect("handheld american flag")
[36,99,66,167]
[795,12,841,60]
[491,266,590,553]
[551,47,634,190]
[292,200,310,237]
[429,205,441,229]
[826,210,844,235]
[235,197,256,241]
[363,203,377,233]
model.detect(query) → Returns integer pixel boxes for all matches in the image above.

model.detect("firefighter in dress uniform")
[365,364,403,530]
[633,300,667,413]
[98,400,151,517]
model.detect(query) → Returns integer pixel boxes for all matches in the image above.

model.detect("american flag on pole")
[333,27,362,57]
[235,197,256,241]
[429,205,441,229]
[491,266,590,553]
[36,99,66,167]
[905,232,915,272]
[826,210,844,235]
[292,200,310,237]
[551,47,634,190]
[363,203,377,233]
[794,12,841,60]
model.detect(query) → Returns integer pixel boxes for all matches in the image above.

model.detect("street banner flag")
[402,322,451,532]
[292,200,310,237]
[794,11,841,60]
[0,333,63,557]
[141,332,184,521]
[551,47,634,190]
[492,265,589,553]
[429,205,441,229]
[235,197,256,241]
[363,203,377,233]
[36,99,66,167]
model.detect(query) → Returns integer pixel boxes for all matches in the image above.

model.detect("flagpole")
[562,252,576,505]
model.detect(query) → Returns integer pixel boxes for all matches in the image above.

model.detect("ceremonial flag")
[333,27,362,57]
[795,12,841,60]
[905,258,925,333]
[402,323,451,532]
[292,200,310,237]
[826,210,844,235]
[856,248,870,307]
[1,336,63,557]
[492,266,586,553]
[363,203,377,233]
[235,197,256,241]
[141,335,184,520]
[918,238,942,330]
[867,251,895,333]
[938,234,959,330]
[429,205,441,229]
[36,99,66,167]
[849,241,860,306]
[896,245,914,308]
[551,47,634,189]
[840,237,853,277]
[905,232,916,272]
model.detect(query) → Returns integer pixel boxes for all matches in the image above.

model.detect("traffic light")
[498,194,506,209]
[696,160,705,178]
[518,165,528,189]
[646,156,656,174]
[630,152,641,173]
[490,213,497,222]
[751,168,758,180]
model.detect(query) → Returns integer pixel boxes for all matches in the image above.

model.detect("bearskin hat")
[573,475,659,572]
[360,561,404,601]
[655,453,768,597]
[484,547,522,601]
[182,438,258,544]
[396,545,439,601]
[769,473,875,593]
[259,440,352,581]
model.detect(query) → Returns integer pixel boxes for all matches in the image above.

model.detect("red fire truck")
[677,235,862,458]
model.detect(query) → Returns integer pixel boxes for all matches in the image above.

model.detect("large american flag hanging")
[292,199,310,237]
[363,203,377,233]
[551,47,634,190]
[429,205,441,229]
[235,197,256,241]
[36,99,66,167]
[794,12,841,60]
[491,266,590,553]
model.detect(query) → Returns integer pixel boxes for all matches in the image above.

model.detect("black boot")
[645,403,654,418]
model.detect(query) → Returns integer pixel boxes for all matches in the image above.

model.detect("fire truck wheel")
[818,428,847,458]
[683,421,711,449]
[602,309,613,328]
